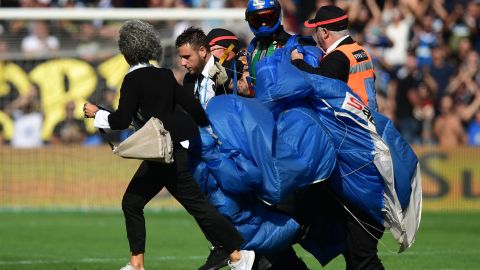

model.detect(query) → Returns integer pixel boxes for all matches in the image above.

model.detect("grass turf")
[0,210,479,270]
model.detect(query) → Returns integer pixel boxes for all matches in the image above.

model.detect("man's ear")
[198,46,208,58]
[322,28,330,39]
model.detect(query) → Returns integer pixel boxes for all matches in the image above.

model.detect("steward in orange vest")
[291,6,378,111]
[332,41,376,109]
[290,5,384,270]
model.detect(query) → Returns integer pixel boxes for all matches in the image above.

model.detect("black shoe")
[262,246,310,270]
[198,245,229,270]
[252,254,273,270]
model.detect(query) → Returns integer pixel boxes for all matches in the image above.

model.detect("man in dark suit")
[175,27,233,109]
[175,26,259,270]
[291,5,384,270]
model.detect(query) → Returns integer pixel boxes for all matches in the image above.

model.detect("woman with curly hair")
[84,20,254,270]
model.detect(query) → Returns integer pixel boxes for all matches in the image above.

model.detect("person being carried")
[192,1,312,269]
[241,0,292,96]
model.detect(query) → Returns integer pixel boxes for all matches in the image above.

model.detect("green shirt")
[250,38,279,85]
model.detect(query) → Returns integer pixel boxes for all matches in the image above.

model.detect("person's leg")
[343,205,385,270]
[264,246,309,270]
[291,182,347,270]
[198,245,230,270]
[122,161,172,269]
[165,145,249,265]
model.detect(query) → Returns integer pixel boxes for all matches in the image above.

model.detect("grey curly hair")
[118,20,163,65]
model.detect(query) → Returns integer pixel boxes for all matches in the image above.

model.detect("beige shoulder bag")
[102,117,174,163]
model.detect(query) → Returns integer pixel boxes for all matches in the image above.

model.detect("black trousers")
[343,204,385,270]
[295,182,385,270]
[121,143,244,254]
[262,246,309,270]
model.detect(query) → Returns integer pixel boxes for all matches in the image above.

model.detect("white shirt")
[195,55,216,109]
[326,35,350,54]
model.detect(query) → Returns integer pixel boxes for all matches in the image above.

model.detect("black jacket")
[269,25,292,46]
[108,66,209,142]
[182,56,232,98]
[292,36,355,83]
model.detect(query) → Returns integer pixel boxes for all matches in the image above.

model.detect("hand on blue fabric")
[295,45,305,54]
[290,48,304,61]
[205,125,222,145]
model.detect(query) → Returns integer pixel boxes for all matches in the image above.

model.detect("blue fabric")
[189,130,301,253]
[255,48,313,117]
[302,74,385,224]
[284,35,323,66]
[191,41,419,264]
[467,121,480,146]
[203,95,335,205]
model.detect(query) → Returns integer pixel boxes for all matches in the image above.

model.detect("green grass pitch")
[0,210,479,270]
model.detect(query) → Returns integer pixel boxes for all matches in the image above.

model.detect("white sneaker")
[228,250,255,270]
[120,263,145,270]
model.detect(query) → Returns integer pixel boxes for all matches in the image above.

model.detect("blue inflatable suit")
[190,36,422,265]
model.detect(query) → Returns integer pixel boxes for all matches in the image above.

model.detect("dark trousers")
[343,205,385,270]
[295,182,385,270]
[121,144,244,254]
[262,246,309,270]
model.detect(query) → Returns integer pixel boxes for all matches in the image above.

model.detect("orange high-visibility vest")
[333,42,375,106]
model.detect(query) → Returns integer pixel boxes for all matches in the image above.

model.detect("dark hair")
[175,26,209,50]
[118,20,163,65]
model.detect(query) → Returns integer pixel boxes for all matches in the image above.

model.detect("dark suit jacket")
[108,66,209,142]
[182,56,233,98]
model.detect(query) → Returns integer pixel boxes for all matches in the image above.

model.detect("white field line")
[0,256,204,265]
[1,250,480,265]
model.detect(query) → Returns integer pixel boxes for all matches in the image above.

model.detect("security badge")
[352,50,368,63]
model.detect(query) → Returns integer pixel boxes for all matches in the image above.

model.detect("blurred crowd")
[0,0,246,8]
[0,0,479,148]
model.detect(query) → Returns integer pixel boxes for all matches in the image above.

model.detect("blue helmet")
[245,0,281,38]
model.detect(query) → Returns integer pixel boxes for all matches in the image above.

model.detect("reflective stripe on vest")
[333,42,375,107]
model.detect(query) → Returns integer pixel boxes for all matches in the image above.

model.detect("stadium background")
[0,0,479,269]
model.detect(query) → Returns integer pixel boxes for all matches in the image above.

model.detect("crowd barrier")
[0,145,478,210]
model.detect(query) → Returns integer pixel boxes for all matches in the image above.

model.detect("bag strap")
[99,128,115,150]
[131,109,147,131]
[98,108,147,150]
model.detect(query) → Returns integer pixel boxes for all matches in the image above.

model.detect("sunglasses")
[246,9,280,29]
